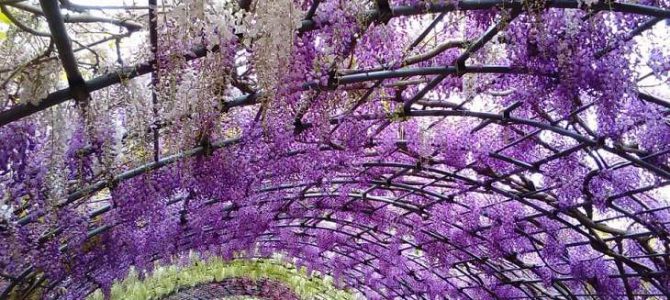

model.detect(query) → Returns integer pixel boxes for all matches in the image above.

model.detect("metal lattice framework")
[0,0,669,299]
[162,278,301,300]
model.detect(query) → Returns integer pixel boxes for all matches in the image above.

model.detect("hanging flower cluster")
[0,0,669,299]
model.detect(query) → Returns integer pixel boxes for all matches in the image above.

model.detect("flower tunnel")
[0,0,669,299]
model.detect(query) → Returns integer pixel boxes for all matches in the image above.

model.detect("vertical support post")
[149,0,160,162]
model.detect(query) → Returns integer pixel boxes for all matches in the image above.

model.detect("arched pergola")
[161,278,302,300]
[0,0,669,299]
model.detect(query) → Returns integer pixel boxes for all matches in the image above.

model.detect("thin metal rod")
[2,0,669,126]
[149,0,160,162]
[39,0,90,105]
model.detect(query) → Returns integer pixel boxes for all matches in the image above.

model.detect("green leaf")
[90,257,355,300]
[0,12,10,24]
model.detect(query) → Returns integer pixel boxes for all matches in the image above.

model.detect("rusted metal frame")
[493,103,596,154]
[478,198,666,292]
[329,12,456,137]
[295,4,380,130]
[473,251,670,276]
[470,101,523,134]
[353,166,416,217]
[17,137,242,225]
[614,240,637,299]
[505,269,670,285]
[427,178,662,292]
[452,264,500,298]
[476,206,659,246]
[427,211,569,298]
[366,175,469,214]
[329,11,451,132]
[430,229,549,298]
[268,195,539,297]
[332,8,447,77]
[363,162,487,200]
[272,223,448,286]
[391,163,488,217]
[639,92,670,109]
[304,0,320,21]
[467,202,669,261]
[402,8,521,114]
[256,178,429,214]
[329,80,384,133]
[275,214,389,246]
[0,267,34,299]
[408,109,670,179]
[214,235,414,298]
[227,183,660,296]
[149,0,160,162]
[595,17,664,59]
[392,118,581,214]
[607,148,670,173]
[484,141,588,191]
[39,0,90,107]
[273,214,408,247]
[2,0,670,127]
[346,146,656,258]
[389,173,456,214]
[416,222,560,297]
[594,202,670,224]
